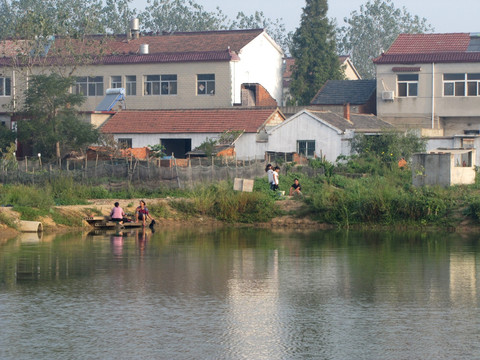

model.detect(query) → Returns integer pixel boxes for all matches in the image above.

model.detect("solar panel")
[95,88,126,111]
[467,36,480,52]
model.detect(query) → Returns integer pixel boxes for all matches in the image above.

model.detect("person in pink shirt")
[110,202,126,224]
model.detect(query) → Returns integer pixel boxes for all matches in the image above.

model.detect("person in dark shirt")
[135,200,154,227]
[289,178,302,196]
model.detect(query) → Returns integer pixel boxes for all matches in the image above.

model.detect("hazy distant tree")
[0,0,106,39]
[338,0,434,78]
[289,0,343,105]
[0,0,140,38]
[140,0,228,33]
[99,0,136,34]
[231,11,292,54]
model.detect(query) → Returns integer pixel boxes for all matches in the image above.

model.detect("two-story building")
[374,32,480,135]
[0,27,284,129]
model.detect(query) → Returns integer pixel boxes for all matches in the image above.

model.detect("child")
[289,178,302,196]
[272,166,280,191]
[265,164,274,190]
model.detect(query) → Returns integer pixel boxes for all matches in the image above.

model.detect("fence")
[0,157,269,189]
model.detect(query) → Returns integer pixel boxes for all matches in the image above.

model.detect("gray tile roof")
[310,80,376,105]
[307,110,392,132]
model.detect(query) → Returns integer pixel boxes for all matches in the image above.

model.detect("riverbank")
[0,196,332,240]
[2,194,480,243]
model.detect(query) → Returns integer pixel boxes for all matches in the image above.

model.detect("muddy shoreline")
[2,197,480,243]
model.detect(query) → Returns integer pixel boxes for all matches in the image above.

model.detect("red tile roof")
[105,29,264,54]
[374,52,480,64]
[101,108,283,134]
[0,29,264,65]
[374,33,479,64]
[387,33,470,54]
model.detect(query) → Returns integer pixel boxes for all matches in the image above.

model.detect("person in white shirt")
[272,166,280,191]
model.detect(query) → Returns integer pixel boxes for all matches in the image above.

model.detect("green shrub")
[213,189,277,223]
[1,185,54,209]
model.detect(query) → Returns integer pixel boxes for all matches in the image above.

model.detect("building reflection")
[226,248,282,358]
[449,253,477,305]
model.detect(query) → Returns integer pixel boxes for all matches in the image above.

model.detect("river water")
[1,228,479,359]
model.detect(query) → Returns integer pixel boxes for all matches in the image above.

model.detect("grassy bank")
[1,160,480,230]
[0,177,279,226]
[268,157,480,228]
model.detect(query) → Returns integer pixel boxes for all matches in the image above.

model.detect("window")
[197,74,215,95]
[0,77,11,96]
[74,76,104,96]
[397,74,418,97]
[161,75,177,95]
[297,140,315,158]
[467,73,480,96]
[444,73,480,96]
[126,75,136,96]
[118,138,132,149]
[111,76,122,89]
[444,73,465,96]
[144,75,177,95]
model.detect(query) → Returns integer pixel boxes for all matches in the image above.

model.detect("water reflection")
[0,229,480,359]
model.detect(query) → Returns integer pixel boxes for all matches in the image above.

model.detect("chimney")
[139,44,149,54]
[130,18,140,39]
[344,103,350,121]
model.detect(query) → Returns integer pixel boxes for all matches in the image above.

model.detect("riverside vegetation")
[2,131,480,230]
[1,156,480,231]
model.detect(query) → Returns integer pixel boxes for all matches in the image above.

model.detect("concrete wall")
[234,134,268,160]
[412,153,452,186]
[73,61,233,111]
[412,152,476,187]
[441,116,480,136]
[425,136,480,167]
[113,133,213,151]
[376,62,480,129]
[232,32,283,106]
[112,132,265,160]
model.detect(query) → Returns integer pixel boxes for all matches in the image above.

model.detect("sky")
[132,0,480,34]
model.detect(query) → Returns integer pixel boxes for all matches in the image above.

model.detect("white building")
[100,108,285,159]
[267,109,393,163]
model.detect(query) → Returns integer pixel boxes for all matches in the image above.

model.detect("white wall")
[425,136,480,166]
[267,112,344,163]
[113,132,263,160]
[113,133,217,149]
[234,134,268,160]
[232,32,284,105]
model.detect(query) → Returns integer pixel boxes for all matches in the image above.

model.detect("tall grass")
[169,182,278,223]
[306,174,454,226]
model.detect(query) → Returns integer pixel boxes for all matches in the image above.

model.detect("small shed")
[412,148,476,187]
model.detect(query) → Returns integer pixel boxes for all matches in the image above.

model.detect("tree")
[338,0,434,79]
[230,11,292,54]
[16,74,99,160]
[0,124,16,154]
[289,0,343,105]
[140,0,228,33]
[350,129,426,165]
[139,1,292,54]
